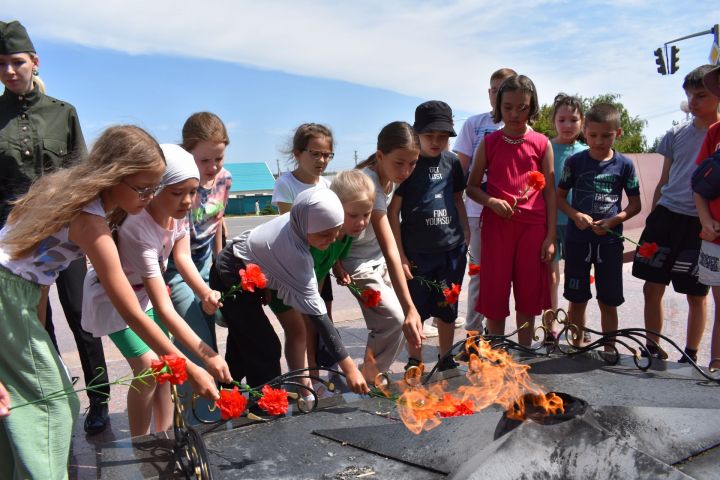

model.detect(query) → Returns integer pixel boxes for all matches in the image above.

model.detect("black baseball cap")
[413,100,456,136]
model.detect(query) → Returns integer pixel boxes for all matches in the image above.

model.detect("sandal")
[710,358,720,372]
[582,331,592,344]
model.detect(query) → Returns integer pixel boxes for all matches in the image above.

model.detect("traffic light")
[669,45,680,74]
[654,48,667,75]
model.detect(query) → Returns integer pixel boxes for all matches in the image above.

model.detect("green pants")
[0,267,79,480]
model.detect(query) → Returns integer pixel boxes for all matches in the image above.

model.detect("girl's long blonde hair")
[4,125,165,259]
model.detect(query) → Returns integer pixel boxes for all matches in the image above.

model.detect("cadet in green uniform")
[0,20,110,436]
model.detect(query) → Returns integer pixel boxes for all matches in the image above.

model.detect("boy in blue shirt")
[557,103,642,348]
[388,100,469,370]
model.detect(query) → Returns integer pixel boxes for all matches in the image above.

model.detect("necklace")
[501,134,526,145]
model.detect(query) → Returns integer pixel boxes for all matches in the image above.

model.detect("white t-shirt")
[0,198,105,285]
[453,112,503,217]
[82,209,188,337]
[271,171,331,206]
[344,167,394,272]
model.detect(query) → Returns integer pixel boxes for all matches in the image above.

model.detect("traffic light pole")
[654,24,720,75]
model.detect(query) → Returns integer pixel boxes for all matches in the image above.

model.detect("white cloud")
[10,0,720,142]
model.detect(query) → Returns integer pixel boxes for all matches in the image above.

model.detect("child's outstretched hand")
[186,361,220,401]
[487,197,514,219]
[402,309,424,351]
[572,212,594,231]
[700,219,720,242]
[332,261,352,286]
[201,289,223,315]
[204,353,232,384]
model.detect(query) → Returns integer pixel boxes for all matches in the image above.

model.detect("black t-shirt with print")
[395,150,466,253]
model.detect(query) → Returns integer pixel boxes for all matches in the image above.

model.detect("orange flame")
[395,338,564,433]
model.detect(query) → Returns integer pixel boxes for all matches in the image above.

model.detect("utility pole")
[276,158,280,178]
[354,150,358,166]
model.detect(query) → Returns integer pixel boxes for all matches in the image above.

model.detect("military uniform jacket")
[0,85,86,225]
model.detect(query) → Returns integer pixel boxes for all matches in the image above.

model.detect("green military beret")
[0,21,35,55]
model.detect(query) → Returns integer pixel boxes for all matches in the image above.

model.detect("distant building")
[224,162,277,215]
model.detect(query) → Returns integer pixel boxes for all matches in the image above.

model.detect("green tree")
[532,93,648,153]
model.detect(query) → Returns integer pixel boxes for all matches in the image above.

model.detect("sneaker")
[84,396,110,435]
[404,357,422,371]
[454,318,465,329]
[437,355,459,372]
[422,322,439,338]
[640,344,668,360]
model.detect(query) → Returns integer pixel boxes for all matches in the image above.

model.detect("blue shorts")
[406,243,467,323]
[563,241,624,307]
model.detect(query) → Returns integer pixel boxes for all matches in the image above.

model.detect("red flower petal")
[360,288,382,308]
[215,386,248,420]
[257,385,289,416]
[468,263,481,276]
[527,171,546,191]
[239,263,268,292]
[150,354,187,385]
[638,242,659,259]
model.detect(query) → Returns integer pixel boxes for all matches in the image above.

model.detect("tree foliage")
[532,93,648,153]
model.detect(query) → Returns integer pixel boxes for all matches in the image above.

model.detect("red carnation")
[443,283,461,305]
[589,274,595,285]
[638,242,659,259]
[239,263,267,292]
[360,288,382,308]
[257,384,289,416]
[527,170,546,191]
[215,386,248,420]
[150,354,187,385]
[468,263,481,276]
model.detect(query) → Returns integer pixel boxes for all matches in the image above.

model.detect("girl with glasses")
[82,144,231,437]
[0,126,221,479]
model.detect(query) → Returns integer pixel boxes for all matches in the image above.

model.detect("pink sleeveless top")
[483,129,548,225]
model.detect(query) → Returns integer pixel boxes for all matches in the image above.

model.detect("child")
[388,100,469,369]
[271,123,337,371]
[453,67,517,334]
[557,103,641,347]
[693,63,720,372]
[272,123,334,214]
[634,65,719,362]
[82,144,231,437]
[466,75,556,347]
[0,126,219,479]
[212,188,370,394]
[341,121,423,377]
[164,112,232,420]
[267,170,375,390]
[548,94,587,337]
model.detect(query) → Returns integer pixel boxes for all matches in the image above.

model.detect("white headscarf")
[232,188,344,315]
[159,144,199,188]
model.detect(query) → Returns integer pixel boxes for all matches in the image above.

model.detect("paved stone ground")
[55,226,715,478]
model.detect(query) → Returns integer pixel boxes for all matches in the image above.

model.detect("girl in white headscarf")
[213,188,370,394]
[82,144,232,437]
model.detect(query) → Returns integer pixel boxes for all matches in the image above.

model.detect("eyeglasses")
[123,180,162,200]
[303,148,335,160]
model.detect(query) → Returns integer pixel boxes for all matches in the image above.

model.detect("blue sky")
[7,1,720,171]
